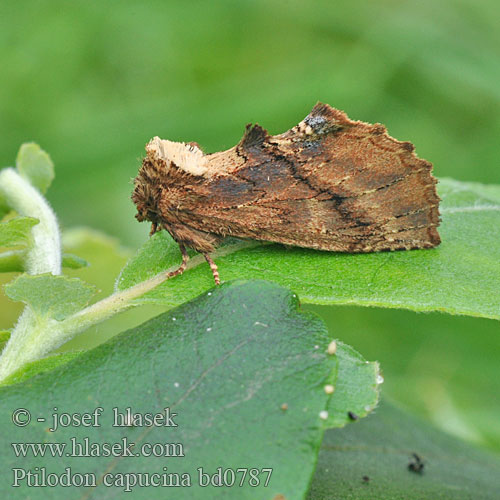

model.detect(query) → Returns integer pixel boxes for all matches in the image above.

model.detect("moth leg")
[167,244,189,279]
[149,222,158,236]
[204,254,220,286]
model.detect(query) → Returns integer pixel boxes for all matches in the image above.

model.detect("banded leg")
[204,253,220,285]
[149,222,158,236]
[167,244,189,278]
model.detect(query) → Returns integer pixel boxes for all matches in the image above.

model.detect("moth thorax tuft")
[146,137,208,176]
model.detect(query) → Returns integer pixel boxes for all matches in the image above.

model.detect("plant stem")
[0,168,61,274]
[0,167,61,380]
[0,239,259,382]
[48,241,260,350]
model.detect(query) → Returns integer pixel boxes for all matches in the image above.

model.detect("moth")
[132,103,440,284]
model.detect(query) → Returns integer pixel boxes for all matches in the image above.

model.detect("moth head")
[131,177,161,225]
[132,137,209,227]
[145,137,208,176]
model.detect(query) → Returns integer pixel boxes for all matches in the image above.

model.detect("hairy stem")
[0,239,259,382]
[0,168,61,274]
[0,168,61,380]
[48,241,260,350]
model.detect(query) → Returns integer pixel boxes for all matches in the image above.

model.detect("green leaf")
[0,281,348,499]
[4,273,97,321]
[308,304,500,452]
[326,342,381,428]
[15,143,54,193]
[0,216,38,247]
[60,228,144,351]
[60,227,167,354]
[1,351,81,386]
[308,399,500,499]
[61,252,89,269]
[117,178,500,320]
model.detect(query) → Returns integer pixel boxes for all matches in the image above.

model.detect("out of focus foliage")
[0,0,498,451]
[0,0,498,244]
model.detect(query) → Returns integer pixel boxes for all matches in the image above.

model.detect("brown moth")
[132,103,440,285]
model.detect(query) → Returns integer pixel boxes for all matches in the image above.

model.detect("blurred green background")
[1,0,499,450]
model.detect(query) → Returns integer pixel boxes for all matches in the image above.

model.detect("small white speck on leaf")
[324,384,334,394]
[319,410,328,420]
[172,317,176,321]
[254,321,268,327]
[314,345,319,350]
[174,382,180,388]
[206,327,212,332]
[327,340,337,355]
[377,374,384,384]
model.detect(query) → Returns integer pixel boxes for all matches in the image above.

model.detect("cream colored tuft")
[296,121,314,136]
[327,340,337,355]
[324,384,335,394]
[146,136,208,176]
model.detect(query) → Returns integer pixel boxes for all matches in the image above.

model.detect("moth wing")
[176,103,440,252]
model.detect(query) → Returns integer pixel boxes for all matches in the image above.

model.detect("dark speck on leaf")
[408,453,425,474]
[347,411,358,421]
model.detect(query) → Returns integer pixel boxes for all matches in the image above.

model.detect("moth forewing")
[132,103,440,284]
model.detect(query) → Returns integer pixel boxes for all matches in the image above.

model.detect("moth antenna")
[204,254,220,285]
[167,244,189,279]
